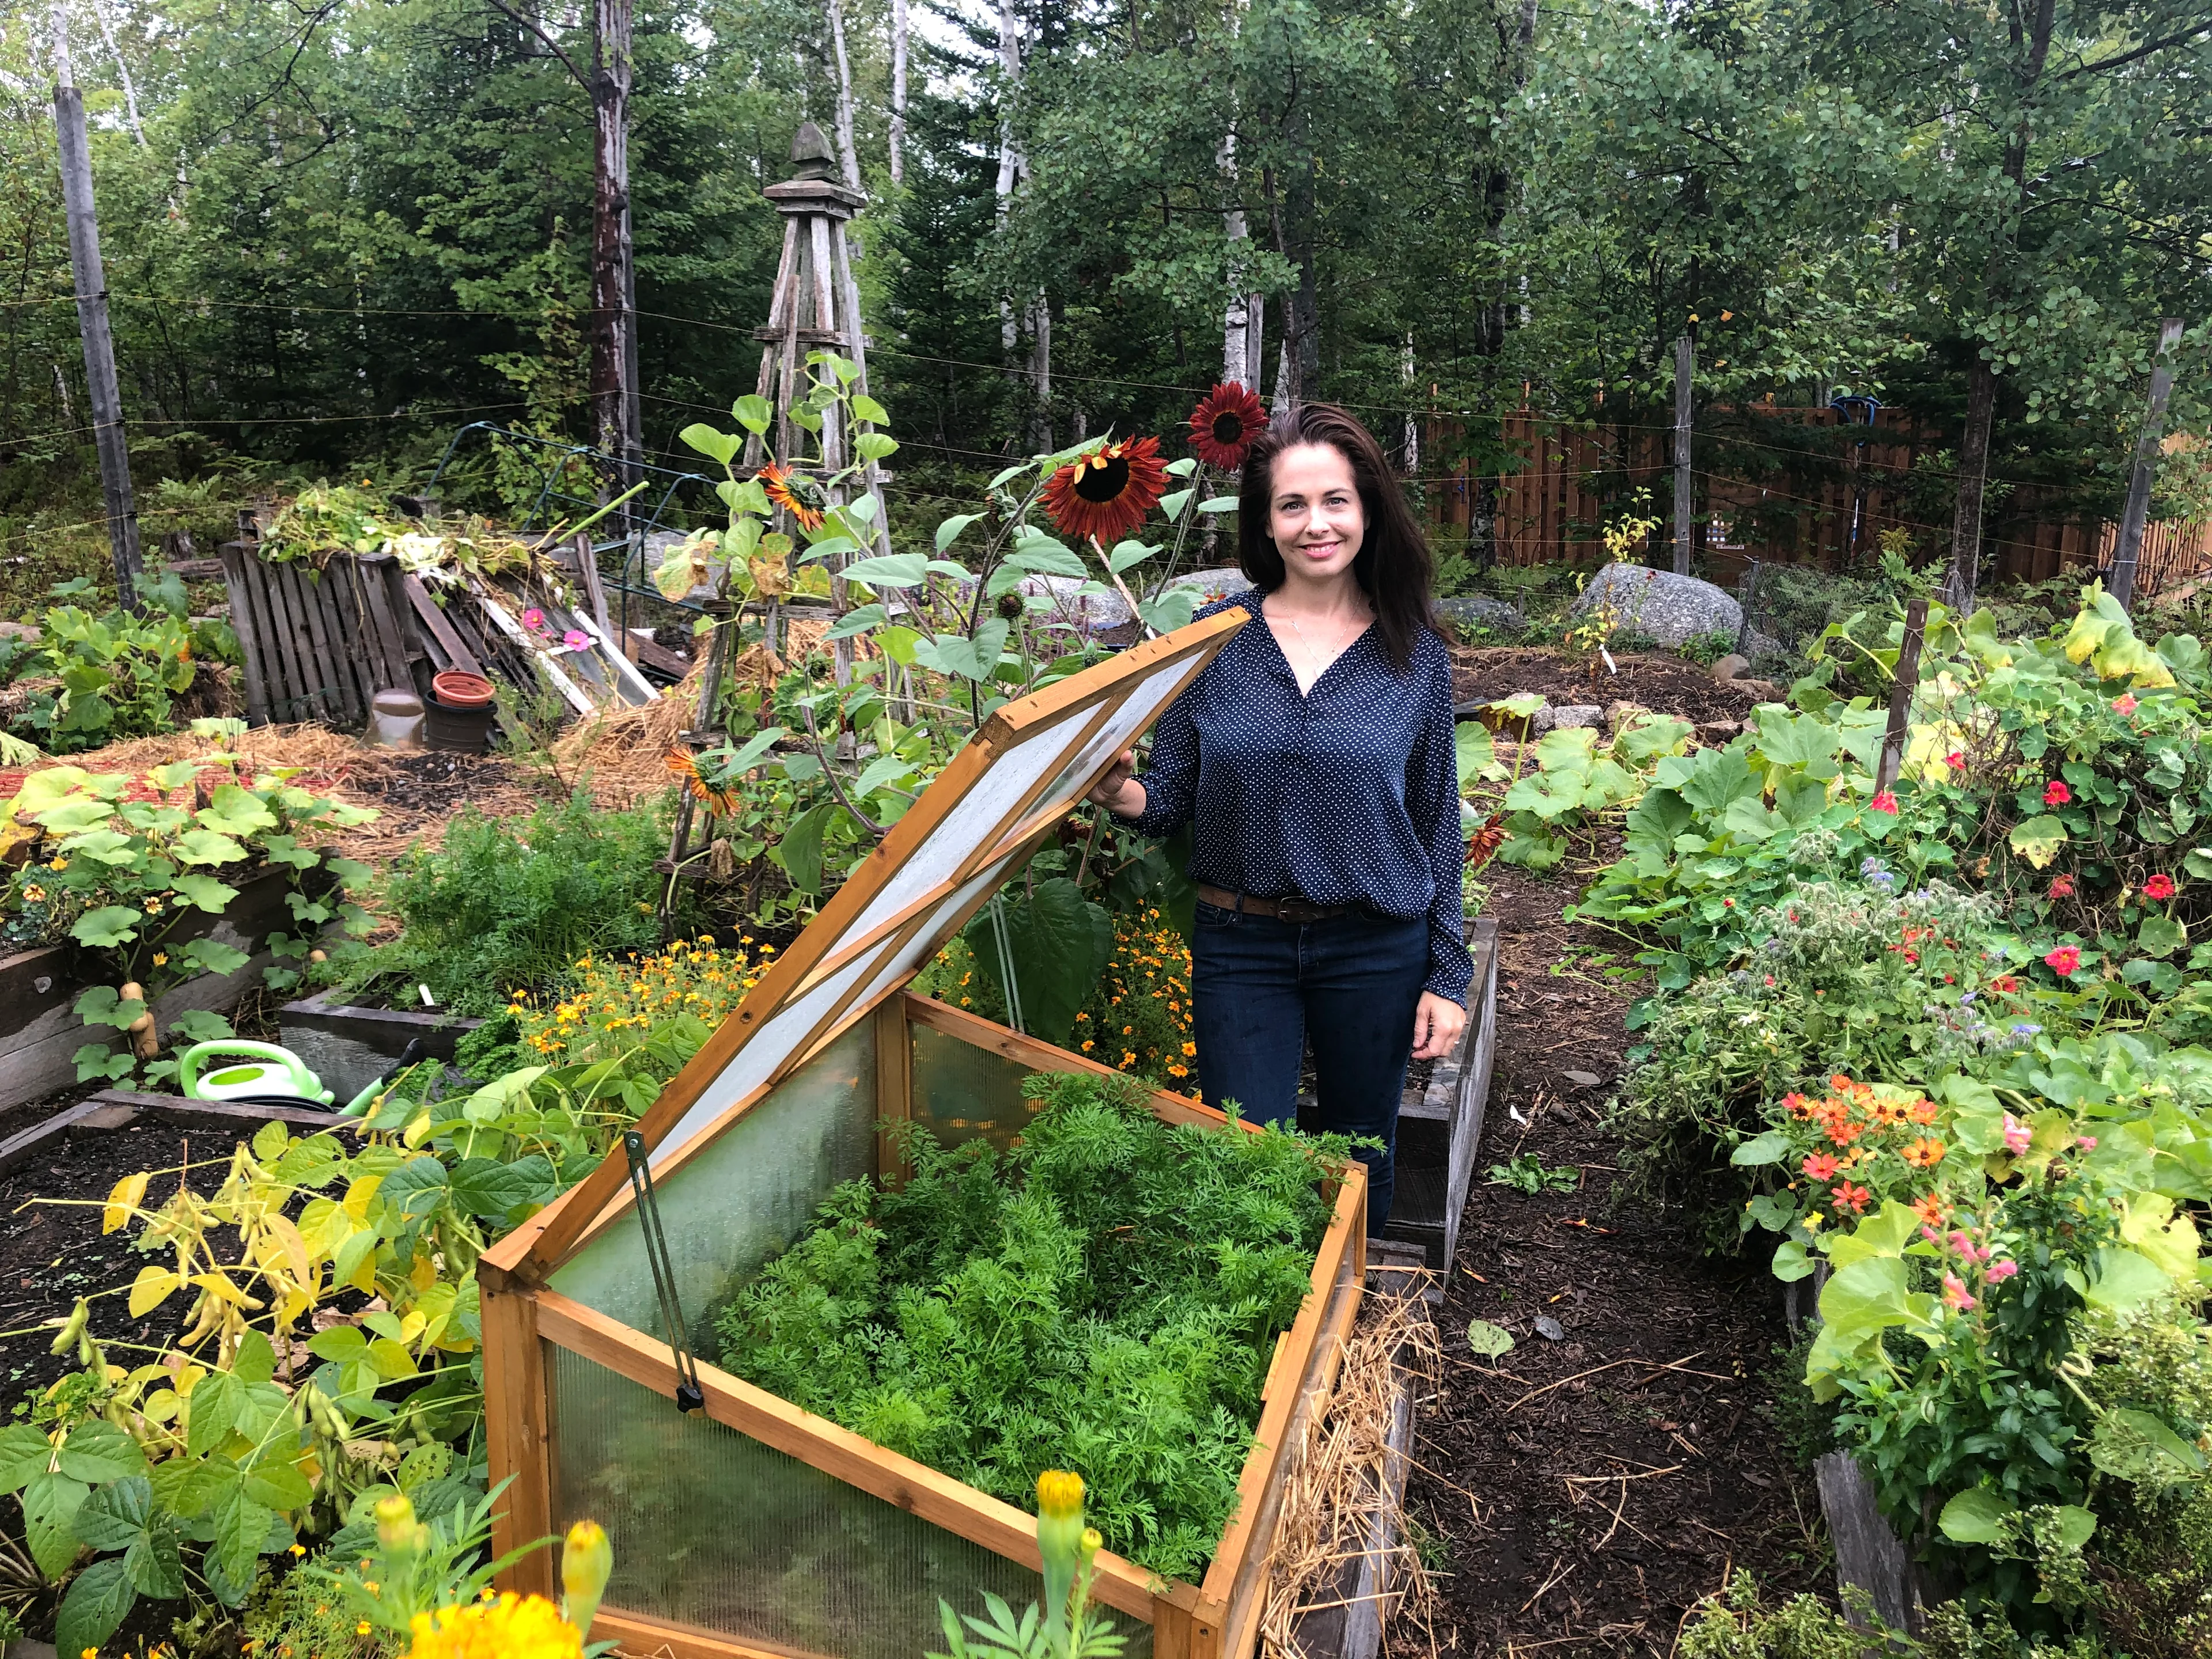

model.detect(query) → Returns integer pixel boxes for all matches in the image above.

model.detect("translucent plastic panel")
[910,1020,1040,1154]
[845,728,1074,940]
[654,948,877,1166]
[1036,666,1190,813]
[552,1021,874,1341]
[547,1344,1152,1659]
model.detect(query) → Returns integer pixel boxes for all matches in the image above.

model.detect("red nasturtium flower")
[2049,874,2077,899]
[1944,751,1965,770]
[2145,873,2177,900]
[2044,779,2072,806]
[1870,790,1900,814]
[2044,945,2082,977]
[2113,693,2139,716]
[1042,435,1171,545]
[1188,381,1268,470]
[1991,974,2020,994]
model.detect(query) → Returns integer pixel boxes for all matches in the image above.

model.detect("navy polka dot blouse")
[1124,590,1474,1005]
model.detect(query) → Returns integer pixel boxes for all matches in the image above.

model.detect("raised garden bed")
[278,986,482,1102]
[1382,915,1499,1274]
[0,868,313,1113]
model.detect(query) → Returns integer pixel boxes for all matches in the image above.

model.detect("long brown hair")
[1236,401,1440,672]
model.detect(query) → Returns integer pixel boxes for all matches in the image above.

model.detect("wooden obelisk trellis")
[665,120,894,903]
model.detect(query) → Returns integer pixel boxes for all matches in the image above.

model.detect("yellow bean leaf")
[128,1265,179,1317]
[103,1171,150,1234]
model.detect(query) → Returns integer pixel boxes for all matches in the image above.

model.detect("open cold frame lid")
[501,604,1249,1281]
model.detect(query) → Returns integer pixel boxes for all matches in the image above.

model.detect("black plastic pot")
[422,692,497,753]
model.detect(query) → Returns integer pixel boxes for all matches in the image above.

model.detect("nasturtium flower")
[2048,874,2077,899]
[1188,382,1268,470]
[2044,945,2081,977]
[2044,779,2072,806]
[2145,873,2177,900]
[2113,693,2139,715]
[1869,790,1899,815]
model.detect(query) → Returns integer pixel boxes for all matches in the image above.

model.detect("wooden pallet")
[218,542,422,727]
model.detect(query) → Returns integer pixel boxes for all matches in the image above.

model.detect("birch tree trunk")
[826,0,863,193]
[590,0,638,483]
[889,0,908,186]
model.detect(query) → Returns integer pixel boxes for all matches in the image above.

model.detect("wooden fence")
[1422,405,2210,596]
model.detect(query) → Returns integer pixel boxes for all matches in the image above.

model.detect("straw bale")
[1261,1283,1442,1659]
[549,661,707,809]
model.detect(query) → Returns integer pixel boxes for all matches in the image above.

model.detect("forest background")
[2,0,2211,603]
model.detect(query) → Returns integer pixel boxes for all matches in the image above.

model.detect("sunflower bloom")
[1188,382,1267,470]
[757,462,826,531]
[1041,435,1170,545]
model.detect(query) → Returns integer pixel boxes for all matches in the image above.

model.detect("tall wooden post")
[2108,317,2186,614]
[590,0,639,496]
[1672,335,1693,575]
[51,6,143,611]
[1875,597,1928,796]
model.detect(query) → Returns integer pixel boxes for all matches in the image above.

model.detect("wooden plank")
[255,553,310,721]
[403,573,486,676]
[977,605,1245,749]
[277,560,341,723]
[357,556,418,689]
[593,1608,837,1659]
[901,994,1233,1132]
[306,565,363,724]
[321,562,381,720]
[483,1284,557,1600]
[217,543,271,725]
[874,996,911,1185]
[574,532,614,641]
[1200,1161,1366,1609]
[88,1089,360,1134]
[531,1289,1165,1624]
[235,551,287,725]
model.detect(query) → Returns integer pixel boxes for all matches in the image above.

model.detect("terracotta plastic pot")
[431,671,496,708]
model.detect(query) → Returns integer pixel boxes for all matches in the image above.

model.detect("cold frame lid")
[505,604,1247,1281]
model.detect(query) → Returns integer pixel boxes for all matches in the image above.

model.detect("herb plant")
[715,1070,1352,1582]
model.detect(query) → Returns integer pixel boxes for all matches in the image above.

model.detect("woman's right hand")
[1088,749,1143,817]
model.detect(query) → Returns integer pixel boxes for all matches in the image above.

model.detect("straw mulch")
[548,662,707,809]
[1261,1282,1442,1659]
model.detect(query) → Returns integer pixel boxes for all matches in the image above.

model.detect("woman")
[1089,402,1469,1229]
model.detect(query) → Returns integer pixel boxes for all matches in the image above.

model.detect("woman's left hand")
[1411,992,1466,1061]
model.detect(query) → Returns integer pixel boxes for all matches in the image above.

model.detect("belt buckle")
[1277,897,1325,923]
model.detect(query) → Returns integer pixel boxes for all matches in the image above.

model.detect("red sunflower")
[664,748,741,816]
[757,462,827,532]
[1188,381,1267,469]
[1041,435,1170,545]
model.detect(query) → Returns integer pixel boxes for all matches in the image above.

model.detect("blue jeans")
[1190,901,1428,1230]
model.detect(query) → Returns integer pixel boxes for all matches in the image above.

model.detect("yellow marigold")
[1181,1042,1196,1057]
[1036,1469,1085,1519]
[402,1593,581,1659]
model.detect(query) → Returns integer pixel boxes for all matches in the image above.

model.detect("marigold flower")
[400,1594,581,1659]
[2145,873,2176,900]
[2044,779,2071,806]
[2044,945,2081,977]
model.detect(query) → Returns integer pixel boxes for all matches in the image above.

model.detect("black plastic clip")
[622,1130,705,1413]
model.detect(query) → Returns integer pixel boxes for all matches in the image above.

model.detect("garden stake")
[986,892,1027,1033]
[622,1130,705,1412]
[1874,597,1927,794]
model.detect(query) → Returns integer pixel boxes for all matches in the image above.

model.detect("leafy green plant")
[1485,1153,1579,1194]
[1679,628,1741,666]
[716,1070,1355,1582]
[0,577,240,753]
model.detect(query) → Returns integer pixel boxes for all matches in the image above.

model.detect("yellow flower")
[143,896,163,912]
[152,952,168,967]
[401,1595,582,1659]
[1037,1469,1085,1519]
[22,885,44,903]
[49,855,67,872]
[1181,1042,1196,1057]
[289,1543,306,1557]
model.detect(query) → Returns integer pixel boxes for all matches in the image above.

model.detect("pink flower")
[1802,1153,1841,1181]
[2001,1112,2032,1155]
[2044,779,2072,806]
[1983,1259,2018,1285]
[563,629,590,652]
[1870,790,1899,815]
[2044,946,2081,977]
[2076,1135,2098,1150]
[521,607,547,631]
[1942,1274,1978,1312]
[1945,751,1965,770]
[2145,874,2176,900]
[2113,694,2138,716]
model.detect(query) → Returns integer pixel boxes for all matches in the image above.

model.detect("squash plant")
[5,1060,643,1653]
[3,759,375,1087]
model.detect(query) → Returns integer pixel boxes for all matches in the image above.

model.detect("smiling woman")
[1088,403,1469,1232]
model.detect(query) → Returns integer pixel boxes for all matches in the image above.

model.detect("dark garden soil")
[335,749,528,819]
[1407,652,1825,1657]
[1451,647,1764,729]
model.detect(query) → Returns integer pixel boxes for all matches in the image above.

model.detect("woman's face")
[1267,442,1365,585]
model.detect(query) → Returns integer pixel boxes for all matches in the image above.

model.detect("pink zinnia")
[1984,1259,2018,1285]
[563,629,590,652]
[2001,1112,2032,1155]
[2044,779,2071,806]
[1802,1153,1841,1181]
[2145,874,2176,900]
[2044,946,2081,977]
[1942,1274,1977,1312]
[2113,694,2138,716]
[1870,790,1899,815]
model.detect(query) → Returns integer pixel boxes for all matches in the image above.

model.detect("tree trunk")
[1219,131,1248,388]
[590,0,637,487]
[995,0,1022,363]
[889,0,908,186]
[826,0,863,193]
[1944,355,1997,614]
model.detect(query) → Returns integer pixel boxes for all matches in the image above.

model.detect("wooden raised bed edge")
[0,1087,357,1179]
[1381,913,1501,1276]
[278,987,483,1102]
[0,867,324,1115]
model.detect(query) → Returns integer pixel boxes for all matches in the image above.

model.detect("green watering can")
[177,1038,427,1116]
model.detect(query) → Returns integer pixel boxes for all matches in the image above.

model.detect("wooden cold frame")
[490,1005,1366,1659]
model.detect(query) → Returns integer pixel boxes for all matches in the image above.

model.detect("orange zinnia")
[1900,1137,1948,1169]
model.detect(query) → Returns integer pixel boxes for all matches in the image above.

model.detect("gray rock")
[1533,1316,1567,1342]
[1696,719,1745,747]
[1439,593,1525,631]
[0,621,41,645]
[1562,1069,1603,1089]
[1018,575,1132,631]
[1551,704,1604,730]
[1159,566,1255,605]
[1570,563,1743,649]
[1740,626,1789,664]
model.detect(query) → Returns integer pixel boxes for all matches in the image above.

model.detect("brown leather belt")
[1195,884,1360,923]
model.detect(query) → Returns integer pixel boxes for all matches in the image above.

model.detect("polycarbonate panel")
[552,1021,874,1341]
[547,1344,1153,1659]
[1036,666,1188,811]
[910,1020,1041,1154]
[653,948,878,1165]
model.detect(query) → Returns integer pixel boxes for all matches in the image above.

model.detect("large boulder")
[1160,566,1255,607]
[1569,564,1741,650]
[1438,594,1525,632]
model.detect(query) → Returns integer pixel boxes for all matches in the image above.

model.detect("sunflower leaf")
[1159,489,1194,521]
[1197,496,1241,514]
[1165,457,1198,478]
[935,514,982,553]
[1108,540,1159,574]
